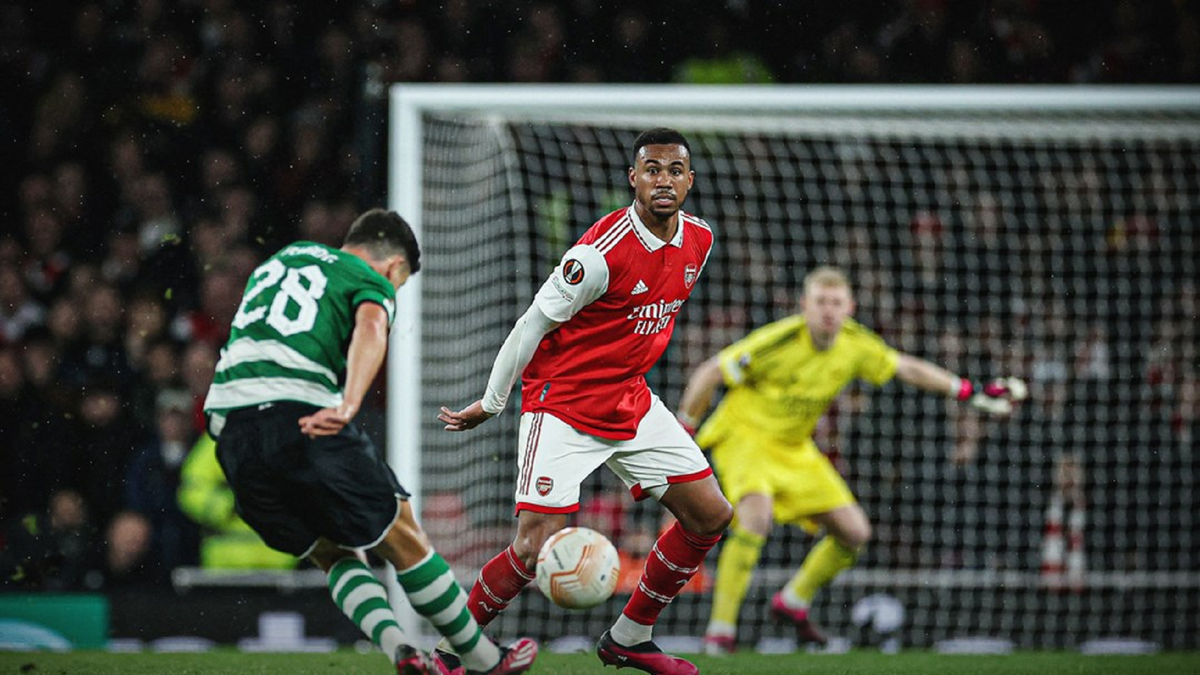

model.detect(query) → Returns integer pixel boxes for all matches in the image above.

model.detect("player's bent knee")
[389,516,431,550]
[839,522,872,550]
[512,529,555,569]
[512,514,563,567]
[371,513,432,568]
[855,517,873,546]
[663,477,733,536]
[737,494,773,536]
[741,512,772,537]
[712,498,735,532]
[512,533,546,568]
[687,498,734,537]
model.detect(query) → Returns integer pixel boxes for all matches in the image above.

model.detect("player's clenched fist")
[956,377,1029,415]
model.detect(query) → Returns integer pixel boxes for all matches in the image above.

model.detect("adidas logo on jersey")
[631,280,649,295]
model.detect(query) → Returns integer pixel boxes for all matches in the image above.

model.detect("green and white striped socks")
[328,558,407,664]
[397,551,500,672]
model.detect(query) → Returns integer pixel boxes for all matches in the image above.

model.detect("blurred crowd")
[1,0,1197,591]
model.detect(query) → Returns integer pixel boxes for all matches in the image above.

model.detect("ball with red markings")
[535,526,620,610]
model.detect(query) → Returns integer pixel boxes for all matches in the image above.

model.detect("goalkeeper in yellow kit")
[677,266,1026,654]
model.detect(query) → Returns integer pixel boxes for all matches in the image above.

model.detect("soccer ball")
[535,526,620,610]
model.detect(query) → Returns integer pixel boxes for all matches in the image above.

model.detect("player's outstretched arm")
[439,302,560,432]
[676,354,724,435]
[300,302,390,437]
[894,353,1028,416]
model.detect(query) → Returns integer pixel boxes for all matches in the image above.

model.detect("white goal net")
[388,85,1200,651]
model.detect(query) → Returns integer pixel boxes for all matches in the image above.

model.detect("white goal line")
[171,567,1200,591]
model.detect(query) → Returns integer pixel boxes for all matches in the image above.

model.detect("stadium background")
[1,0,1197,660]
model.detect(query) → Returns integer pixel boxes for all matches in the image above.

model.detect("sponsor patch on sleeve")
[550,275,576,301]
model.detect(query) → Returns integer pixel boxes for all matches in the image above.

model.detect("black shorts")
[215,402,409,556]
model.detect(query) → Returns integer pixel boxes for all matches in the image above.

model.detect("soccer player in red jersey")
[438,128,732,675]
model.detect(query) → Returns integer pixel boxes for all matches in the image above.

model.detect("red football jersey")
[521,204,714,440]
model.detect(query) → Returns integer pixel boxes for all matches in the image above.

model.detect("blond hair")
[803,266,853,296]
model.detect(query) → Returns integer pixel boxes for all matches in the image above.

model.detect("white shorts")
[513,395,712,514]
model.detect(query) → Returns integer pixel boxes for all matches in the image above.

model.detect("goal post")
[387,84,1200,651]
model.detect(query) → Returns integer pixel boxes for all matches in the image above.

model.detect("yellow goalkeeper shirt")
[698,315,899,447]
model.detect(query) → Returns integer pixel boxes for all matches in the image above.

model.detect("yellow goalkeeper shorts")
[708,433,855,534]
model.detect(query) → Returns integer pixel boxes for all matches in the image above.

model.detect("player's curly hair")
[344,208,422,273]
[631,128,691,164]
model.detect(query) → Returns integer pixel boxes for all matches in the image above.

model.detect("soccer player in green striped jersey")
[204,209,537,675]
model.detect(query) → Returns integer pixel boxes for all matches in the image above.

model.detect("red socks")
[470,525,721,629]
[623,521,721,625]
[467,545,535,627]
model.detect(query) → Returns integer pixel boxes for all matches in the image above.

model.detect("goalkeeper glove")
[956,377,1028,416]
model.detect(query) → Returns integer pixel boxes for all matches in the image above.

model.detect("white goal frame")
[385,84,1200,641]
[387,82,1200,519]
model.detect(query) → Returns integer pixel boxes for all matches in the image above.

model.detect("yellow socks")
[706,526,766,634]
[783,536,858,607]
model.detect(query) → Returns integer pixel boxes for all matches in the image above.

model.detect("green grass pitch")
[2,650,1199,674]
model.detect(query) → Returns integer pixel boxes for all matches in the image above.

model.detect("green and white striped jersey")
[204,241,396,436]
